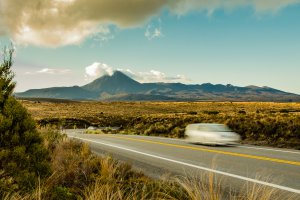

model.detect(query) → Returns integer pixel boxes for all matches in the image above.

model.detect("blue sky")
[0,0,299,94]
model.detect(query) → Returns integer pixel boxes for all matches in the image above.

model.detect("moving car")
[185,123,241,145]
[87,126,97,130]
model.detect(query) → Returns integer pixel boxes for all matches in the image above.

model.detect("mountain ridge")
[15,71,300,102]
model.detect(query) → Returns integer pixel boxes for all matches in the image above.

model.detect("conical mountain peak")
[82,71,142,93]
[111,70,128,77]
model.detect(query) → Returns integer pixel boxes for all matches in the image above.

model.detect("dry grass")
[20,100,300,149]
[85,129,105,134]
[174,173,222,200]
[20,101,300,120]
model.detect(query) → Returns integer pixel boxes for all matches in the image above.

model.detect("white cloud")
[118,68,191,83]
[13,21,99,48]
[170,0,300,15]
[25,68,71,75]
[1,0,299,47]
[0,0,166,47]
[145,25,163,40]
[85,62,114,81]
[84,62,191,83]
[145,18,163,40]
[92,25,114,42]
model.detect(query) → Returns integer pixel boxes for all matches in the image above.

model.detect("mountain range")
[15,71,300,102]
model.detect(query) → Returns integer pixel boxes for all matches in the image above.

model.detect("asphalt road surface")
[65,129,300,198]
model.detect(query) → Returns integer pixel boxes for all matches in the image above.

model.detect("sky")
[0,0,299,94]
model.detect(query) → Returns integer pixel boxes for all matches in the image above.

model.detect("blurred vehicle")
[87,126,97,130]
[185,123,241,145]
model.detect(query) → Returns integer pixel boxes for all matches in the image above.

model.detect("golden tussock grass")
[20,100,300,149]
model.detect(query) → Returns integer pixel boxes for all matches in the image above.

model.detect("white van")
[185,123,241,145]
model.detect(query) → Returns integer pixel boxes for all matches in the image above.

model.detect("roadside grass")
[3,128,297,200]
[85,129,105,134]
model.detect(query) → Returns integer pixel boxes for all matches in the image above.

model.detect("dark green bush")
[279,109,289,113]
[204,110,220,115]
[187,111,197,115]
[0,47,50,196]
[52,186,76,200]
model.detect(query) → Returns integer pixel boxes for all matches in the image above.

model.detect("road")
[66,130,300,197]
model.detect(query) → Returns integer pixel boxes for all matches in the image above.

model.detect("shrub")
[0,47,50,196]
[172,127,185,138]
[187,111,197,115]
[204,110,220,115]
[39,127,66,152]
[238,110,246,114]
[279,109,290,113]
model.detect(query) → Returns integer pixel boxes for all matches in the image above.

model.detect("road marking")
[107,135,300,166]
[134,135,182,142]
[69,136,300,194]
[238,145,300,155]
[127,135,300,154]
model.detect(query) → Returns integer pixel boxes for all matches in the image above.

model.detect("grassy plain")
[20,100,300,149]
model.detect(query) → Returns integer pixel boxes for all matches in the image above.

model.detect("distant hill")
[16,86,97,100]
[15,71,300,102]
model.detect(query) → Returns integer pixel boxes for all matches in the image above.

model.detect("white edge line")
[69,136,300,194]
[238,145,300,155]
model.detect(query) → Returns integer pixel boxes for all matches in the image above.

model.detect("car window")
[212,125,231,132]
[197,125,211,131]
[197,124,231,132]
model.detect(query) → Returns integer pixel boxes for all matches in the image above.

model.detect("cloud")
[0,18,6,35]
[85,62,113,81]
[1,0,300,47]
[84,62,190,83]
[118,69,191,83]
[145,19,163,40]
[170,0,300,14]
[25,68,71,75]
[92,26,114,42]
[145,26,163,40]
[0,0,167,47]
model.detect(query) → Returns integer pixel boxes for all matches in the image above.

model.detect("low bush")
[0,47,50,196]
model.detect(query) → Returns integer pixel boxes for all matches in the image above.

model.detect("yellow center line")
[106,135,300,166]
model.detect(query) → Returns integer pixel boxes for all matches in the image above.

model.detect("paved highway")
[66,130,300,197]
